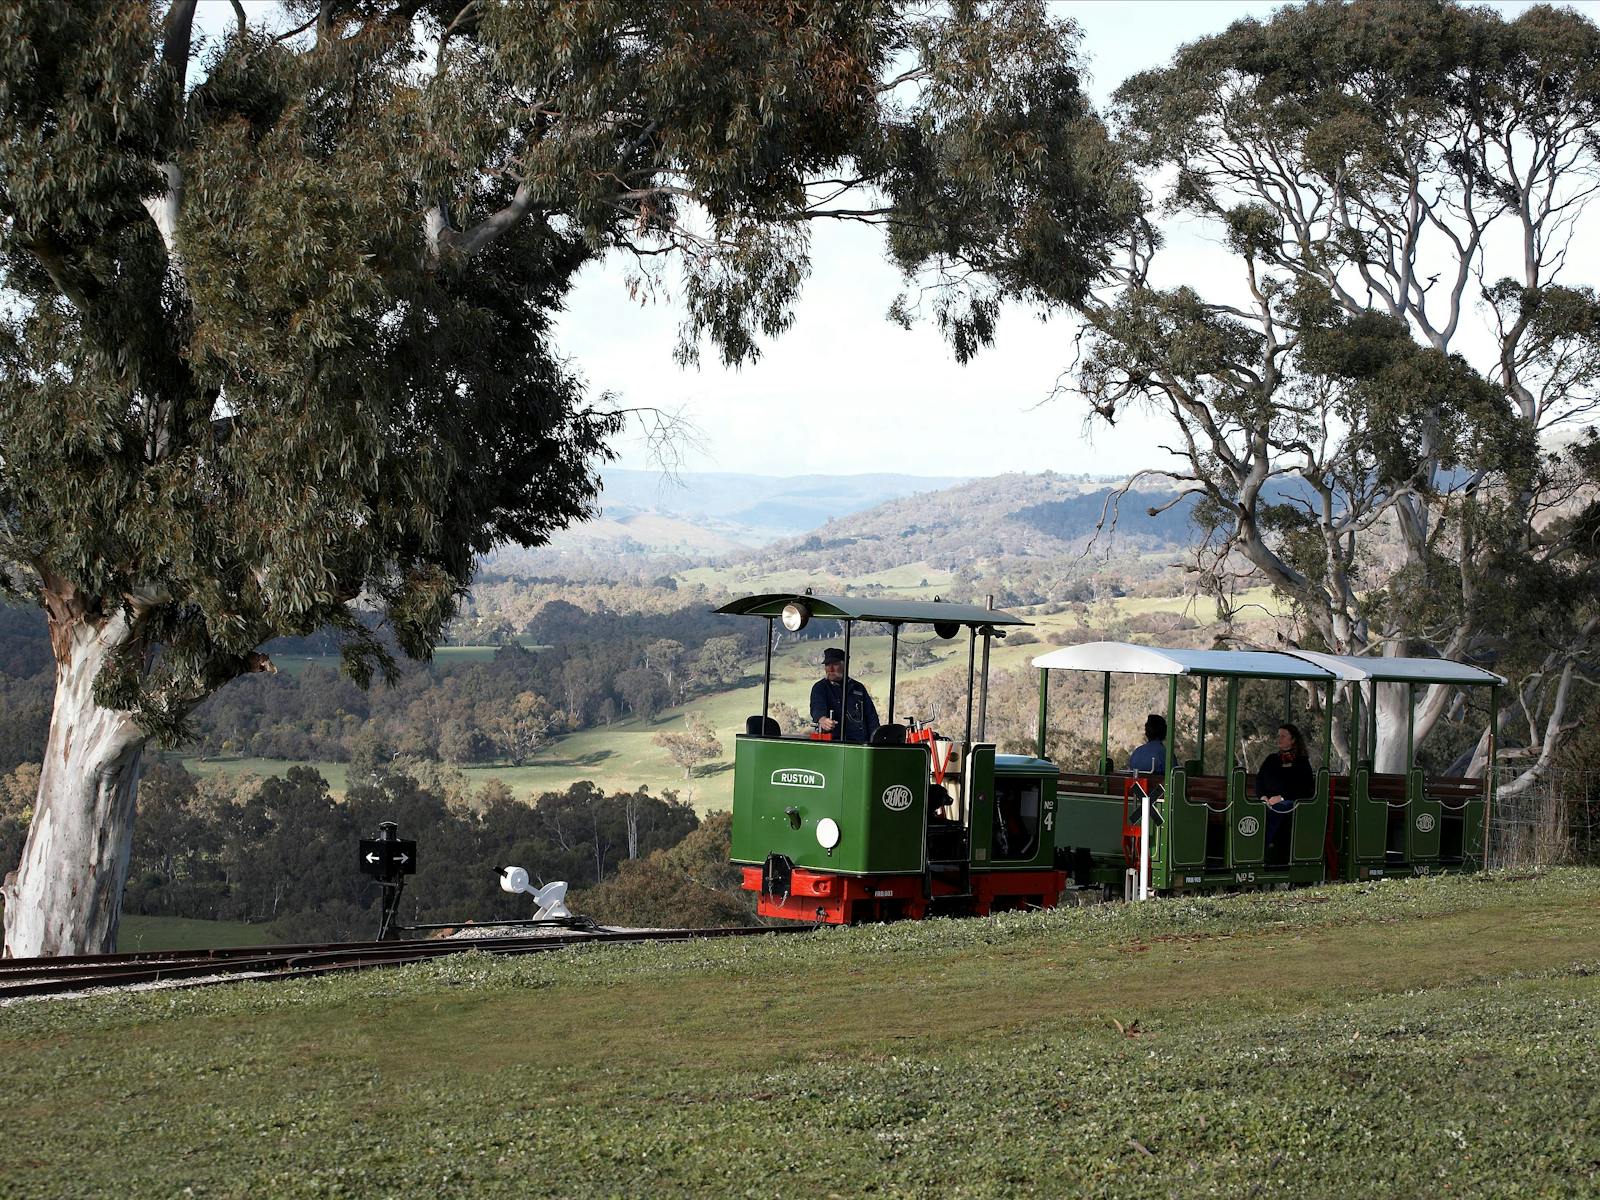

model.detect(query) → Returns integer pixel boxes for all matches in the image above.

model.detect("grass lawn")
[116,915,279,952]
[2,870,1596,1197]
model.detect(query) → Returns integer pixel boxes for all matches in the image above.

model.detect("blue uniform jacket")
[809,677,881,744]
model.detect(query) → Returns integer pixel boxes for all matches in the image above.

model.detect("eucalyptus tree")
[0,0,1130,954]
[1078,0,1600,783]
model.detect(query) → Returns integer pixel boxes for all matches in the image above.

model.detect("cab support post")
[842,619,853,737]
[1036,668,1049,759]
[887,623,900,723]
[761,616,774,725]
[1197,675,1209,773]
[977,627,993,743]
[963,626,977,748]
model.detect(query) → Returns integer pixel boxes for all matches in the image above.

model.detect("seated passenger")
[809,646,881,744]
[1257,722,1314,860]
[1127,714,1167,777]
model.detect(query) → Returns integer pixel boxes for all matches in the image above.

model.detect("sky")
[554,0,1598,479]
[208,1,1599,481]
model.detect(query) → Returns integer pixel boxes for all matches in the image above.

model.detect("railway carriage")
[1032,642,1502,896]
[718,591,1501,922]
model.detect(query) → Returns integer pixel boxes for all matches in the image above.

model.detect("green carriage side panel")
[988,755,1059,871]
[1228,767,1265,866]
[966,745,998,869]
[1054,778,1124,868]
[1407,767,1442,862]
[1169,767,1208,870]
[1458,783,1486,867]
[729,737,927,875]
[1351,766,1386,863]
[1290,769,1331,864]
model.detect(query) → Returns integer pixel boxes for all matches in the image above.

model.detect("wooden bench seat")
[1181,775,1230,805]
[1366,773,1410,800]
[1058,772,1111,794]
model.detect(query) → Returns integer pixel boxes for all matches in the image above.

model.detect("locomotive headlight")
[781,601,811,632]
[816,818,841,850]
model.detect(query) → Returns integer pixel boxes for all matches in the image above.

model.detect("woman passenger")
[1257,723,1314,861]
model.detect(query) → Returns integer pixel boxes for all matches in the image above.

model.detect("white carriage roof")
[1277,649,1505,686]
[1030,641,1336,680]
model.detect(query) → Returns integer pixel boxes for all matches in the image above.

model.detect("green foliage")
[573,811,756,927]
[115,760,700,941]
[1082,0,1600,769]
[0,0,1127,745]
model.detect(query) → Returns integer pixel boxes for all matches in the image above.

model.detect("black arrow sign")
[359,839,417,878]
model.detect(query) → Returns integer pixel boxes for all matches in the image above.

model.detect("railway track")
[0,923,815,1001]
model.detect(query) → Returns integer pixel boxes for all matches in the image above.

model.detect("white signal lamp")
[498,866,571,919]
[781,601,811,632]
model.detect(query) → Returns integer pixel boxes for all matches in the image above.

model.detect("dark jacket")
[809,677,881,744]
[1257,751,1315,809]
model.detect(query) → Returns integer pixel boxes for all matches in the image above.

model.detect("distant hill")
[483,469,971,576]
[729,472,1201,577]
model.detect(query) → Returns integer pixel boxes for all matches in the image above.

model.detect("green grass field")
[116,915,278,952]
[3,870,1596,1197]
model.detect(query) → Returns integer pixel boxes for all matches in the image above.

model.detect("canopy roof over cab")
[716,593,1030,627]
[1278,649,1505,686]
[1031,641,1335,680]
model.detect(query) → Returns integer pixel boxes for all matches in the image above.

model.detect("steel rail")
[0,924,815,1001]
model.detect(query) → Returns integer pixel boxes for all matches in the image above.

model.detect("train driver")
[810,647,881,743]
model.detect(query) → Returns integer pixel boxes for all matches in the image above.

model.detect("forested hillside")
[734,473,1193,574]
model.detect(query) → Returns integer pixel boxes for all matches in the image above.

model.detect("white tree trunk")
[1373,681,1411,774]
[2,616,146,958]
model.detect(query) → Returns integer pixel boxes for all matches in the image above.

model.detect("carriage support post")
[1100,672,1111,774]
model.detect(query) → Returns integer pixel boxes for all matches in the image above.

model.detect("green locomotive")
[718,593,1066,923]
[719,592,1501,922]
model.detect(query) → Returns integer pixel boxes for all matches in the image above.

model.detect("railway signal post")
[359,821,417,939]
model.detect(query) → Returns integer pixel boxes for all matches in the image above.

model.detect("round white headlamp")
[781,601,811,632]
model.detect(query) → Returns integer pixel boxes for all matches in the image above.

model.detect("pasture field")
[2,870,1596,1198]
[181,587,1289,812]
[116,916,278,952]
[677,560,956,597]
